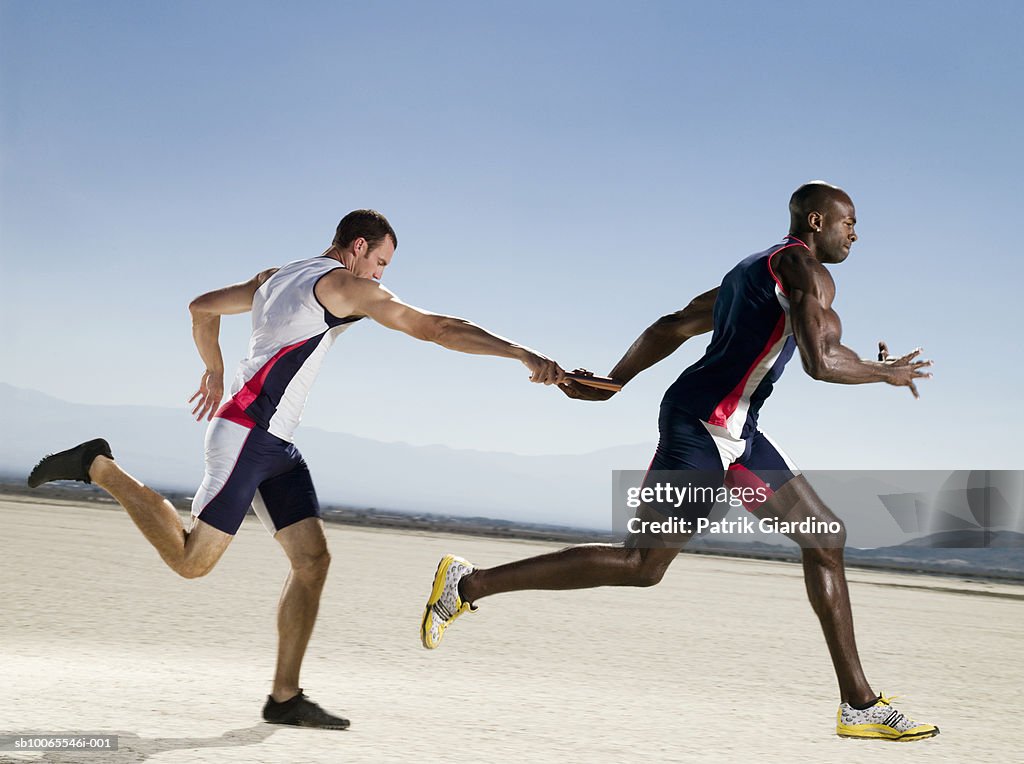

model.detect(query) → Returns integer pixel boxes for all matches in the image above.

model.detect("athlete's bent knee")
[628,550,671,587]
[177,559,217,579]
[633,566,667,587]
[800,519,847,566]
[815,516,847,549]
[291,548,331,582]
[793,513,847,551]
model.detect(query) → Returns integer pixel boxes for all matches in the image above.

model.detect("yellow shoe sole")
[837,723,940,741]
[420,554,468,649]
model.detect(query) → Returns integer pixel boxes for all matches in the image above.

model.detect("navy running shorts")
[191,418,321,535]
[640,402,801,523]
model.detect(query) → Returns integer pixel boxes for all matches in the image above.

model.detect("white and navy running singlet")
[643,237,808,521]
[191,257,362,535]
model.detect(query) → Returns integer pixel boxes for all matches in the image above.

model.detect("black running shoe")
[262,691,350,730]
[27,438,113,488]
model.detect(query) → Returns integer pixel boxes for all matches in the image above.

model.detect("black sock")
[850,695,881,710]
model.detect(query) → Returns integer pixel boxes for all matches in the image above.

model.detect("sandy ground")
[1,496,1021,764]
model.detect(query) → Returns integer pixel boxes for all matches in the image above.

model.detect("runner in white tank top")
[217,256,363,440]
[27,209,566,729]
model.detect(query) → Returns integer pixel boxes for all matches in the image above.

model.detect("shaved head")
[789,181,853,234]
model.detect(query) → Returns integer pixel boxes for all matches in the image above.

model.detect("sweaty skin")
[461,183,932,709]
[314,271,561,385]
[773,192,931,397]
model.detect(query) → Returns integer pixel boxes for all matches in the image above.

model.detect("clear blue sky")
[2,1,1021,468]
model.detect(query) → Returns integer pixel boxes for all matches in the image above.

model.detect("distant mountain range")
[687,530,1024,580]
[4,384,1021,561]
[0,382,651,529]
[849,531,1024,579]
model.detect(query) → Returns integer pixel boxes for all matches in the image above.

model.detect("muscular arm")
[315,269,562,384]
[187,268,278,420]
[558,287,719,402]
[607,287,719,385]
[776,250,931,397]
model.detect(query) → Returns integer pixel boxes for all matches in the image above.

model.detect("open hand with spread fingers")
[877,341,933,399]
[189,370,224,421]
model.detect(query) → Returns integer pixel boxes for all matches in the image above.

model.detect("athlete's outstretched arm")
[608,287,719,383]
[560,287,719,401]
[776,251,932,397]
[187,268,279,421]
[319,272,563,384]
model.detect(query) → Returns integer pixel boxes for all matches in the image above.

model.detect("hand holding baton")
[561,371,623,392]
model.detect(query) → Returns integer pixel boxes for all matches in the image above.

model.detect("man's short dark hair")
[788,181,851,233]
[333,209,397,251]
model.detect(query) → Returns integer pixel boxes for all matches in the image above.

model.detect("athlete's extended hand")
[558,368,619,401]
[521,351,565,385]
[189,370,224,421]
[878,341,933,399]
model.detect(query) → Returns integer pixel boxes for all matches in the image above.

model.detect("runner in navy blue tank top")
[644,235,809,502]
[664,236,804,439]
[426,182,939,742]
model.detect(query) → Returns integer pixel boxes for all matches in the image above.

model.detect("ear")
[807,211,823,233]
[353,237,368,256]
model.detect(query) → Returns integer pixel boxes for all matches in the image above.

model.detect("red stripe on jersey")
[767,239,808,297]
[708,313,787,429]
[231,336,311,412]
[214,398,256,428]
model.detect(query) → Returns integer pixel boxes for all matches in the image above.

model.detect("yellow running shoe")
[421,554,476,649]
[836,694,939,741]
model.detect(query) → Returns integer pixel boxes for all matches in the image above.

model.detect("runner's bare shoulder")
[315,266,391,318]
[773,247,833,299]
